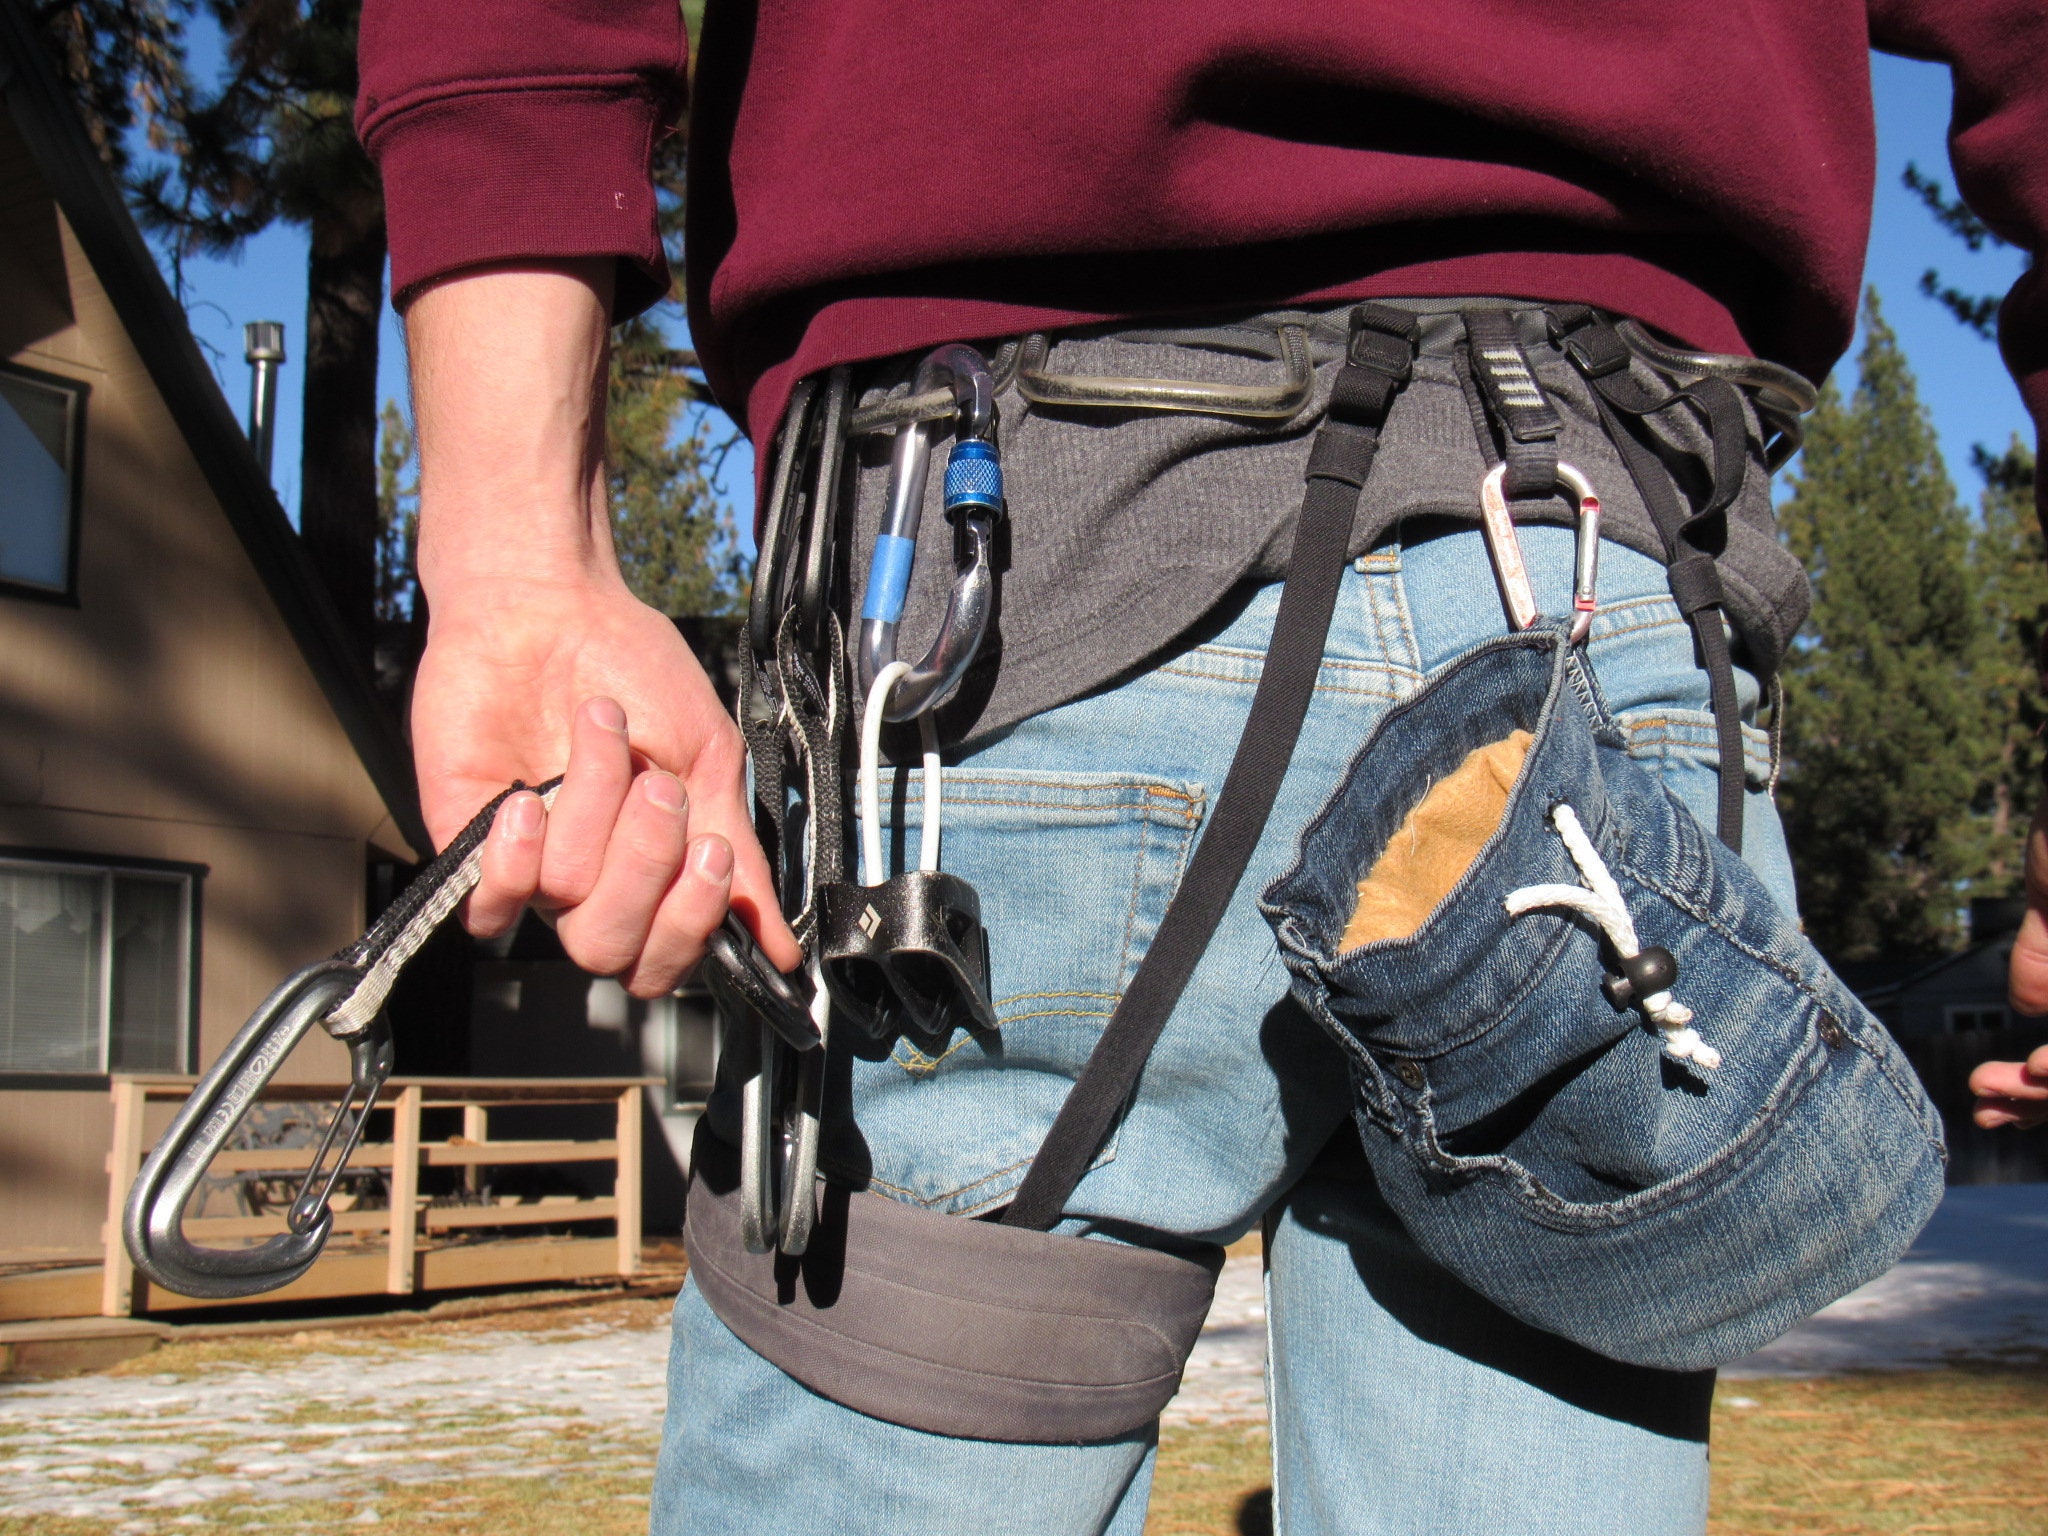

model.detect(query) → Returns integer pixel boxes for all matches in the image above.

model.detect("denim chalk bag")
[1262,625,1946,1371]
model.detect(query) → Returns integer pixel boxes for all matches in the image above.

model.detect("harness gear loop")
[1014,324,1314,420]
[858,344,1003,721]
[1478,461,1603,643]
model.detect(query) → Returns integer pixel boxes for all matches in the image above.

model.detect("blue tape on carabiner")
[862,534,917,623]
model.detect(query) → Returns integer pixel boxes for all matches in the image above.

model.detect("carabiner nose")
[1477,462,1602,644]
[858,345,1003,720]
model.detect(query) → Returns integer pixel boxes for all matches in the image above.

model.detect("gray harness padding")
[685,1124,1224,1442]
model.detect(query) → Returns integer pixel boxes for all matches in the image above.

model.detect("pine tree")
[1964,439,2044,894]
[1777,293,1994,959]
[120,2,387,663]
[607,316,743,616]
[373,398,416,625]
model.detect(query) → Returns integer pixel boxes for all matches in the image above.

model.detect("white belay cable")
[860,660,943,886]
[1503,803,1722,1071]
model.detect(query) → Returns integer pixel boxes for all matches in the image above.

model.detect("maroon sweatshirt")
[357,0,2048,505]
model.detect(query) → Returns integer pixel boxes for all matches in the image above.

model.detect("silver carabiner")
[857,344,1003,721]
[123,961,390,1299]
[1478,462,1602,644]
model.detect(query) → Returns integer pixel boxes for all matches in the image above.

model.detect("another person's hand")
[1970,1044,2048,1129]
[403,260,797,996]
[1983,797,2048,1127]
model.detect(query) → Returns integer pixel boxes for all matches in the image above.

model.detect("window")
[1945,1004,2010,1034]
[0,363,85,599]
[0,856,196,1074]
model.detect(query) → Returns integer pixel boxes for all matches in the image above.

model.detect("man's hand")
[404,260,797,996]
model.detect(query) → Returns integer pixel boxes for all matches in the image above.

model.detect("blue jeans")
[655,525,1791,1534]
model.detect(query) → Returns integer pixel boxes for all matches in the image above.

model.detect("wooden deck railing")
[102,1076,659,1317]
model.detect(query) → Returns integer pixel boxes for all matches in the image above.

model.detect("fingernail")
[590,698,627,733]
[694,837,733,881]
[643,773,684,812]
[504,794,543,838]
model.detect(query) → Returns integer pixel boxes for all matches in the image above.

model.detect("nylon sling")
[1549,305,1753,853]
[1002,302,1419,1232]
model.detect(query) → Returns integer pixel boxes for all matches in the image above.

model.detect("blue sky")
[150,51,2032,533]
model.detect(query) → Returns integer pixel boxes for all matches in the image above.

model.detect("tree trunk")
[300,205,385,667]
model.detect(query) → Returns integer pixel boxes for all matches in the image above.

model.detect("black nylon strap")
[1586,381,1748,853]
[1463,309,1561,501]
[1001,305,1418,1232]
[1552,306,1750,852]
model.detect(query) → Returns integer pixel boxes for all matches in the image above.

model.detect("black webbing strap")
[1463,309,1562,501]
[1551,307,1749,852]
[1001,304,1420,1232]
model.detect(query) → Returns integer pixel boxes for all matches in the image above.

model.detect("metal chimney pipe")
[243,321,286,480]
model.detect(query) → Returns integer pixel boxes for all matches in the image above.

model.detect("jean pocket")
[839,768,1205,1214]
[1262,627,1945,1369]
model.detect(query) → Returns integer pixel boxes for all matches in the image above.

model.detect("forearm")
[407,259,623,607]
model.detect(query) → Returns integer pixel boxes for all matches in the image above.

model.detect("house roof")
[0,7,427,856]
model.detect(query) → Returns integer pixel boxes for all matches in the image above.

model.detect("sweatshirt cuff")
[370,85,671,320]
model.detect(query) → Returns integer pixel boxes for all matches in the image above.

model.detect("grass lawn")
[1145,1371,2048,1536]
[5,1315,2044,1535]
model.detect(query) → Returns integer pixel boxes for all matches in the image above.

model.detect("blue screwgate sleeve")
[862,533,918,623]
[943,439,1004,512]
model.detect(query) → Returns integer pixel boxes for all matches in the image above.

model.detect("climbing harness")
[128,296,1843,1420]
[685,302,1427,1439]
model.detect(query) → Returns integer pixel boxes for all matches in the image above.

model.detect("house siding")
[0,114,407,1262]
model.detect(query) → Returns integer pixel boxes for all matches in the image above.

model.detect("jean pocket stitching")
[1405,1026,1833,1230]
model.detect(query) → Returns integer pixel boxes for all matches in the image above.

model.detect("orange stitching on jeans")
[994,990,1121,1007]
[863,1155,1036,1208]
[1116,810,1156,982]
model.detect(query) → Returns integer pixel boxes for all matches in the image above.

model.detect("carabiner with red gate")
[1478,461,1602,644]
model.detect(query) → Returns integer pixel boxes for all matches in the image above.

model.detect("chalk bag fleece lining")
[684,304,1423,1443]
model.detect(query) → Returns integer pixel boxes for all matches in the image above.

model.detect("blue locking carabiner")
[856,344,1004,721]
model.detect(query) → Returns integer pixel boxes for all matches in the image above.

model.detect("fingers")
[676,737,805,972]
[1970,1052,2048,1129]
[2010,800,2048,1017]
[458,695,787,987]
[540,697,638,908]
[468,790,545,938]
[619,835,736,997]
[553,771,692,976]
